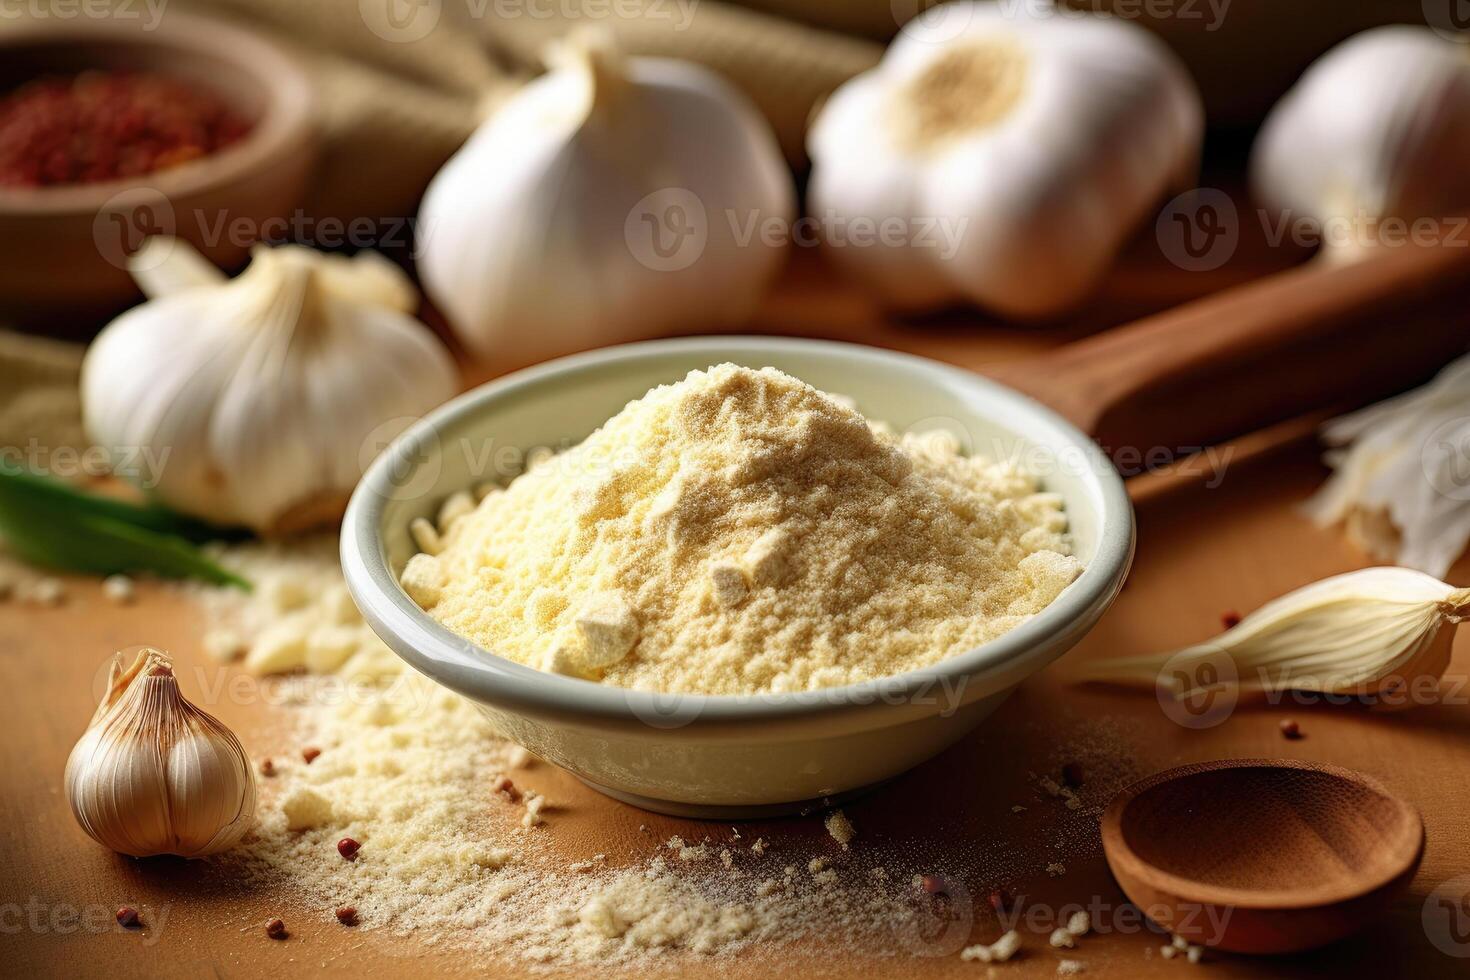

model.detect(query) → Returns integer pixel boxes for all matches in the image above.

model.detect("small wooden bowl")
[0,13,316,328]
[1101,758,1424,955]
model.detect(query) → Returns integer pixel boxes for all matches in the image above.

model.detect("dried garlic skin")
[1306,352,1470,577]
[65,649,256,858]
[1085,568,1470,703]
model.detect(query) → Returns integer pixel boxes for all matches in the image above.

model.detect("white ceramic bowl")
[341,337,1134,817]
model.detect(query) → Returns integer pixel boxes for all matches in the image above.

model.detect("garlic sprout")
[82,240,458,535]
[1305,352,1470,576]
[1252,26,1470,262]
[1084,568,1470,705]
[807,0,1202,317]
[65,648,257,858]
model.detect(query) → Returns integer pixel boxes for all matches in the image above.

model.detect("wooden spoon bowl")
[1101,759,1424,954]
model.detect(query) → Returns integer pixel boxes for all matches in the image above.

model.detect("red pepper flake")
[335,907,358,927]
[265,918,288,940]
[919,874,946,895]
[491,774,521,802]
[987,888,1012,913]
[302,747,321,764]
[1279,719,1304,740]
[0,71,252,187]
[259,758,276,777]
[1221,610,1242,630]
[1061,762,1085,788]
[337,837,361,861]
[116,906,141,929]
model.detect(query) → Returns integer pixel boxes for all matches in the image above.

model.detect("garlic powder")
[412,365,1081,695]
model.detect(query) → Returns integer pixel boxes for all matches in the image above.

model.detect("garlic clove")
[1083,567,1470,703]
[65,648,256,858]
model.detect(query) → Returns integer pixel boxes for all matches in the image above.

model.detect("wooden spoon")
[1100,758,1425,955]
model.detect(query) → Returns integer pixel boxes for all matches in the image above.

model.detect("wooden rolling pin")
[987,232,1470,465]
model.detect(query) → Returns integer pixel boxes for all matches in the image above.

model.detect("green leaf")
[0,464,250,589]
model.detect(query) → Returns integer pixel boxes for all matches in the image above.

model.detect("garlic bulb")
[1252,27,1470,261]
[82,240,457,534]
[807,1,1202,317]
[1084,568,1470,705]
[418,34,794,361]
[1305,352,1470,576]
[65,648,256,857]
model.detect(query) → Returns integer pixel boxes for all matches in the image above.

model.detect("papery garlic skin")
[65,649,256,858]
[1085,568,1470,704]
[1252,27,1470,260]
[418,36,795,361]
[82,242,457,534]
[1306,352,1470,576]
[807,1,1202,317]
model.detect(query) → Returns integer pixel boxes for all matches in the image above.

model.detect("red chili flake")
[1279,719,1303,740]
[116,906,141,929]
[265,918,288,940]
[919,874,946,895]
[302,747,321,764]
[1061,762,1085,788]
[335,907,358,927]
[987,889,1012,913]
[1221,610,1242,630]
[337,837,361,861]
[492,774,521,802]
[259,758,276,777]
[0,71,253,187]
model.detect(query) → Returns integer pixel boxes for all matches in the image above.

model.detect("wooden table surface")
[5,238,1470,979]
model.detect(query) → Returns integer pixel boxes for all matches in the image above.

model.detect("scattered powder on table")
[409,364,1082,694]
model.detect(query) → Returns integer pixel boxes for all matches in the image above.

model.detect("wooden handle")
[989,233,1470,459]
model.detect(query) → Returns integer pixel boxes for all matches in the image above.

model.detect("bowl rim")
[0,12,314,213]
[342,336,1134,732]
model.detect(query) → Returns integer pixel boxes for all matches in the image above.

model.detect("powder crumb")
[1057,959,1084,976]
[506,745,532,768]
[824,810,857,849]
[1012,805,1027,813]
[1161,946,1177,960]
[960,929,1023,963]
[101,573,135,604]
[280,787,333,831]
[750,838,767,856]
[808,857,829,875]
[1049,927,1076,949]
[813,869,838,886]
[26,576,64,605]
[719,849,733,870]
[415,365,1080,695]
[1066,910,1091,937]
[522,793,547,828]
[1046,863,1066,877]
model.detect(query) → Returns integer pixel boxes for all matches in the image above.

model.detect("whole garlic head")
[418,34,795,362]
[1251,26,1470,261]
[807,1,1202,317]
[82,240,458,535]
[66,648,256,858]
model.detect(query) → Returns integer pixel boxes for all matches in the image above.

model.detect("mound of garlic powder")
[403,365,1082,695]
